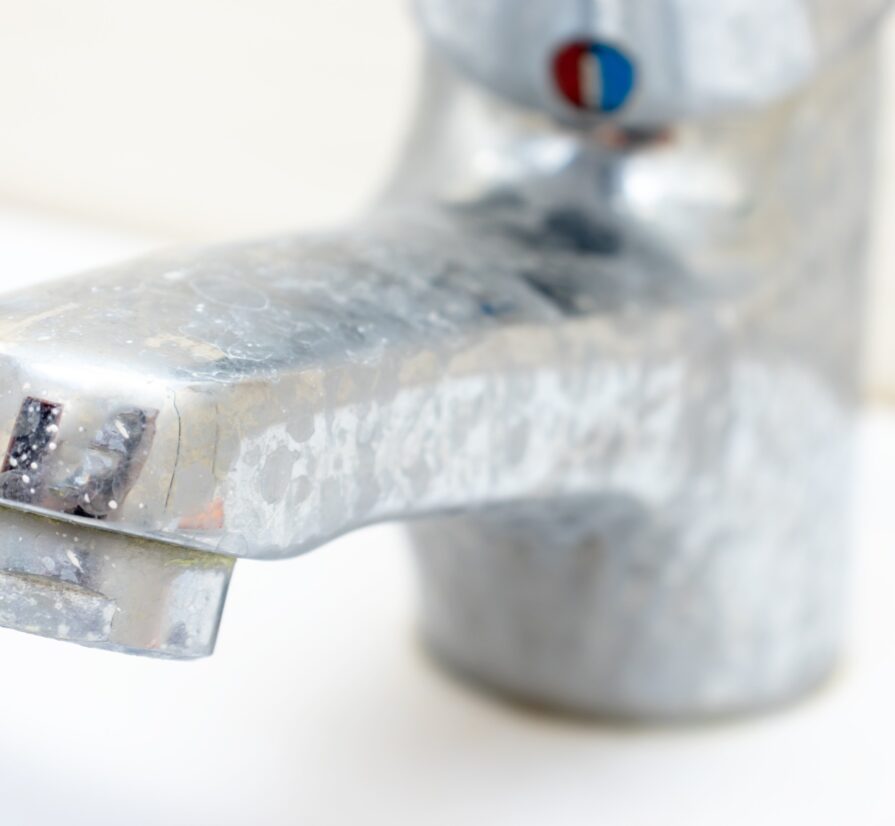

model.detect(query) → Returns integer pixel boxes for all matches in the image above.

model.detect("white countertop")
[0,207,892,826]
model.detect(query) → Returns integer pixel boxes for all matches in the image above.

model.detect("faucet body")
[0,1,886,717]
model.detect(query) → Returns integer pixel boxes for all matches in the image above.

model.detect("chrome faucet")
[0,0,888,720]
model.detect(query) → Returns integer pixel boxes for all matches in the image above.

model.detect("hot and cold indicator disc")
[553,41,636,114]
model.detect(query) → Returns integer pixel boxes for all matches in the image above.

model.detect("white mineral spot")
[8,458,17,467]
[48,442,57,451]
[46,424,58,434]
[108,500,118,510]
[66,550,83,572]
[29,462,37,470]
[114,420,129,438]
[22,475,30,484]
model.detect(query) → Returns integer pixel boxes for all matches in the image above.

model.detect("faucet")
[0,0,888,720]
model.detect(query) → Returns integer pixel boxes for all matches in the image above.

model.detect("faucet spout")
[0,200,684,656]
[0,203,683,561]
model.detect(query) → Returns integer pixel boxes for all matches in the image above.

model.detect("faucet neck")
[386,41,878,293]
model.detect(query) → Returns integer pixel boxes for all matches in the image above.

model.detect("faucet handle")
[416,0,891,125]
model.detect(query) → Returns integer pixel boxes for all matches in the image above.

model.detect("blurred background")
[0,2,892,824]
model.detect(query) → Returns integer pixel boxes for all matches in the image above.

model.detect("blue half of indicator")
[593,43,636,113]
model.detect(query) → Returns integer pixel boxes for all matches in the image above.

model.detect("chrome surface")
[0,1,884,717]
[0,507,231,658]
[416,0,893,124]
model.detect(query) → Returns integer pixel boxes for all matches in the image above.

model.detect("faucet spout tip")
[0,506,233,659]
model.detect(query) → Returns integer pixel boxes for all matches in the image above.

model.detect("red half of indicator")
[553,41,594,110]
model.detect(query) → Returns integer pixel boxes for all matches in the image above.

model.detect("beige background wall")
[869,28,895,401]
[0,1,416,239]
[0,1,890,394]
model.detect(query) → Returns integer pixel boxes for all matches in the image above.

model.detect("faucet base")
[411,495,848,720]
[422,631,839,723]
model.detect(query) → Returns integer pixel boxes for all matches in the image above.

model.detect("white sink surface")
[0,206,892,826]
